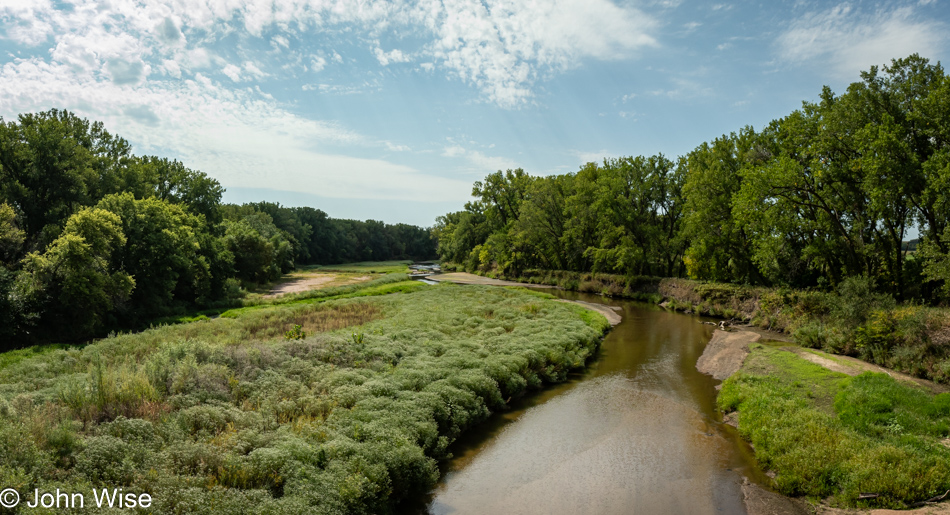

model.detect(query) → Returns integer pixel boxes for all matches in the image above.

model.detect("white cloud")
[184,48,213,69]
[647,77,713,99]
[222,63,242,81]
[160,59,181,78]
[301,81,379,94]
[1,0,55,46]
[424,0,658,107]
[310,55,327,72]
[0,0,660,108]
[385,141,410,152]
[0,57,471,201]
[776,3,947,78]
[574,150,611,164]
[373,47,410,66]
[442,144,518,172]
[243,61,266,79]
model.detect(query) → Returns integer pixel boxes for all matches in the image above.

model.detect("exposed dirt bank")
[697,329,762,382]
[556,299,622,326]
[264,273,371,298]
[427,272,559,288]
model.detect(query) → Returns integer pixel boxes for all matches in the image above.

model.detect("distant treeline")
[434,54,950,304]
[0,110,435,345]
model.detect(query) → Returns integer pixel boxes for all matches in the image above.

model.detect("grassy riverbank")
[0,280,608,514]
[719,344,950,509]
[448,266,950,385]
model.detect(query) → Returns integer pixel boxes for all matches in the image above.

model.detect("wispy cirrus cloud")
[0,0,661,206]
[776,2,946,78]
[0,56,470,201]
[0,0,660,108]
[442,143,519,174]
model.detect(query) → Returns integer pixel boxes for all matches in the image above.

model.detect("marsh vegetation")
[0,279,608,514]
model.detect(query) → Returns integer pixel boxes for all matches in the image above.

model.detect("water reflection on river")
[421,291,765,515]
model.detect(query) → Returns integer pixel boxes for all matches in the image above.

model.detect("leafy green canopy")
[0,109,436,346]
[434,54,950,304]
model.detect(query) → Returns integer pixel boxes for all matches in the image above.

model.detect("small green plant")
[884,418,904,435]
[351,330,364,344]
[284,324,305,340]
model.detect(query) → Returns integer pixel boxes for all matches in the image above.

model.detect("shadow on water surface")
[402,290,770,515]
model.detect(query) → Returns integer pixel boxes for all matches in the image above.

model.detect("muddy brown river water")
[419,290,770,515]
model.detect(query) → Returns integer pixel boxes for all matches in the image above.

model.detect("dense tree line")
[435,54,950,304]
[0,110,435,345]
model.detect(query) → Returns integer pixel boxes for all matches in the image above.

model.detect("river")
[417,289,770,515]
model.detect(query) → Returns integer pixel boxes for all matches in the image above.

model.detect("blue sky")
[1,0,947,227]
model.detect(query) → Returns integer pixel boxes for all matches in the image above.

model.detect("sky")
[0,0,947,227]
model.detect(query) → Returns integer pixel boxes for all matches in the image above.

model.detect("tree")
[18,208,134,339]
[124,156,225,226]
[682,130,761,283]
[0,202,24,265]
[511,174,572,270]
[97,193,214,319]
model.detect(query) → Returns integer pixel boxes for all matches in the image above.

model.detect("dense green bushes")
[0,283,608,514]
[719,345,950,508]
[0,110,436,346]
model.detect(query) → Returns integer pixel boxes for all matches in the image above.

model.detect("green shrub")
[285,324,305,340]
[793,320,827,349]
[76,436,136,485]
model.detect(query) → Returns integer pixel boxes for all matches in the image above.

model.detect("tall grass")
[0,282,608,514]
[720,345,950,508]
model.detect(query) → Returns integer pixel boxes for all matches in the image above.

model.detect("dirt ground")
[263,273,372,298]
[427,272,559,288]
[696,329,762,381]
[556,299,622,326]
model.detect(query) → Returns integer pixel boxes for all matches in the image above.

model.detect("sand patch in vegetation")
[262,272,373,298]
[429,271,558,288]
